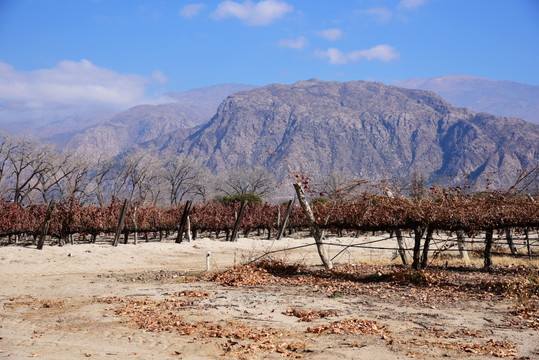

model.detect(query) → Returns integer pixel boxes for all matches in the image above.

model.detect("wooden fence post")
[112,199,129,247]
[186,216,192,242]
[457,231,470,262]
[524,228,531,261]
[176,201,192,244]
[484,229,494,270]
[505,228,518,255]
[230,200,246,242]
[293,182,333,271]
[420,228,434,269]
[395,229,410,265]
[412,226,425,270]
[276,199,294,240]
[37,200,55,250]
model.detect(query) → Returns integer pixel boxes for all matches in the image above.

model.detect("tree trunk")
[293,182,333,271]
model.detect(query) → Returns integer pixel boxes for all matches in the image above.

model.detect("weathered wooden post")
[420,228,434,269]
[395,229,410,265]
[412,226,425,270]
[112,199,129,247]
[524,228,532,261]
[186,216,192,242]
[176,201,192,244]
[505,228,518,255]
[37,200,55,250]
[276,199,294,240]
[132,204,138,245]
[456,231,470,262]
[230,200,246,242]
[293,182,333,271]
[484,229,494,270]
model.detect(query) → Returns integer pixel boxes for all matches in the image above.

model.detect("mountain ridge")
[163,80,538,189]
[64,83,258,156]
[394,75,539,125]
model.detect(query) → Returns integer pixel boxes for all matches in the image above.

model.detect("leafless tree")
[163,155,210,205]
[314,170,367,201]
[56,153,94,203]
[0,132,13,196]
[6,137,54,203]
[91,155,117,206]
[127,152,160,205]
[219,167,275,199]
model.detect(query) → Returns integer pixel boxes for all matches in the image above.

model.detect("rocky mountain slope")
[167,79,538,189]
[64,83,257,156]
[394,75,539,125]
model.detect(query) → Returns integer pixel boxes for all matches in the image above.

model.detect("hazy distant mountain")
[64,83,257,156]
[165,79,538,189]
[167,83,258,107]
[0,107,114,140]
[394,75,539,125]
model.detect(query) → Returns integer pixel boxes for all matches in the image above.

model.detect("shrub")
[215,193,263,205]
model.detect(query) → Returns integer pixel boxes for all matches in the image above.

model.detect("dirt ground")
[0,235,538,359]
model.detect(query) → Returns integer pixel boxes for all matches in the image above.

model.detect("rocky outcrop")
[65,83,257,157]
[167,79,538,188]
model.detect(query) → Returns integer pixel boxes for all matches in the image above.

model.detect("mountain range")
[62,83,257,157]
[165,79,538,189]
[1,76,538,190]
[395,75,539,125]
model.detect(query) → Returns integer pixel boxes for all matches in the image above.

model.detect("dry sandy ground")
[0,235,537,359]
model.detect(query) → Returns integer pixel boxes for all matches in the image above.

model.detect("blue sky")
[0,0,538,114]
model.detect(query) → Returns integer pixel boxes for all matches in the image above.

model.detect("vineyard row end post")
[293,182,333,271]
[176,200,192,244]
[37,200,55,250]
[230,200,246,242]
[112,199,129,247]
[276,199,294,240]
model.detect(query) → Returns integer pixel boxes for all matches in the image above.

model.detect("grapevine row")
[0,193,537,241]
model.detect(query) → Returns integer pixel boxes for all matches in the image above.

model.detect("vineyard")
[2,187,539,359]
[2,187,538,269]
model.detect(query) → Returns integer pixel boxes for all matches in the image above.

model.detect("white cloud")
[315,48,348,65]
[211,0,293,26]
[353,45,400,62]
[361,7,392,24]
[318,28,343,41]
[151,70,168,84]
[398,0,427,10]
[180,3,206,18]
[0,60,167,110]
[278,36,307,49]
[316,45,400,65]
